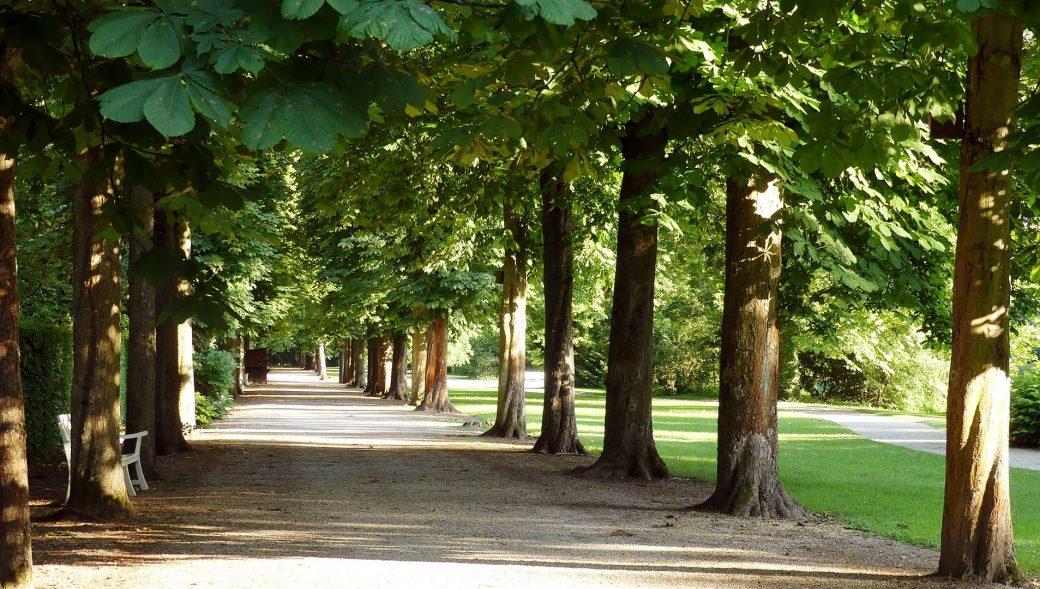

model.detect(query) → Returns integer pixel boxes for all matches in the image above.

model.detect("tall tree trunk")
[154,210,191,455]
[0,81,33,585]
[417,313,454,412]
[339,343,350,385]
[697,174,807,519]
[534,168,585,455]
[351,338,365,389]
[233,333,246,394]
[386,333,409,401]
[316,341,328,381]
[369,336,388,396]
[939,14,1022,583]
[125,186,157,478]
[304,352,313,371]
[67,150,133,519]
[410,325,427,406]
[363,337,376,395]
[580,115,668,480]
[485,201,528,439]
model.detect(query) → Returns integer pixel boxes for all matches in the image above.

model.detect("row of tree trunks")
[580,114,668,480]
[0,50,33,581]
[417,313,454,412]
[153,210,193,455]
[485,201,528,439]
[385,333,409,401]
[339,343,350,385]
[534,168,585,455]
[697,174,806,519]
[67,148,133,520]
[125,186,158,478]
[410,326,427,406]
[938,14,1022,583]
[351,339,365,389]
[316,342,328,381]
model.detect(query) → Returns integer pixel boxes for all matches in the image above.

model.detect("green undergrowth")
[446,386,1040,574]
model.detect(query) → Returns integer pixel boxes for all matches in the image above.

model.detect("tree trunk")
[417,313,454,412]
[125,186,158,478]
[351,338,365,389]
[233,333,246,394]
[534,168,585,455]
[697,174,807,519]
[363,338,376,395]
[0,93,33,586]
[316,341,328,381]
[339,343,350,385]
[410,325,427,406]
[579,115,668,480]
[154,210,191,455]
[67,150,133,519]
[939,14,1022,583]
[304,352,313,371]
[370,336,389,397]
[386,333,409,401]
[485,201,528,439]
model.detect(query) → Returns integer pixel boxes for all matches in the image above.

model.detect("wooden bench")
[57,414,150,500]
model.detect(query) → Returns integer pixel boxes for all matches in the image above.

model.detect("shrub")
[20,319,73,459]
[193,347,236,425]
[1012,365,1040,447]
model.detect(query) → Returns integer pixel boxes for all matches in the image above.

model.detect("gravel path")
[29,369,988,588]
[787,404,1040,472]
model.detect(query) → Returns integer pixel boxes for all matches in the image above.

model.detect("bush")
[20,319,73,459]
[455,328,499,379]
[193,347,236,425]
[1012,365,1040,447]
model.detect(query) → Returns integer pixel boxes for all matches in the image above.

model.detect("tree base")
[695,482,809,520]
[575,449,669,481]
[55,499,134,522]
[414,400,456,414]
[933,559,1023,585]
[480,423,529,440]
[532,435,588,455]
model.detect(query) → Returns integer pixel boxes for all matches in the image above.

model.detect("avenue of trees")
[1,1,1039,587]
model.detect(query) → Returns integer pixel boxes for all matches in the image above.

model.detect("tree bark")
[339,343,350,385]
[579,115,668,480]
[485,201,528,439]
[410,325,427,406]
[697,174,807,519]
[233,333,246,394]
[939,14,1022,583]
[363,337,376,395]
[386,333,409,401]
[125,186,158,478]
[351,338,365,389]
[154,210,192,455]
[369,336,388,397]
[534,168,586,455]
[416,313,454,412]
[316,341,328,381]
[0,79,33,585]
[67,149,133,519]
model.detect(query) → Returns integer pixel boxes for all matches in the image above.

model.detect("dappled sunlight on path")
[31,369,962,588]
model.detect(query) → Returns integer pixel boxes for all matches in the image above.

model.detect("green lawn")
[445,385,1040,575]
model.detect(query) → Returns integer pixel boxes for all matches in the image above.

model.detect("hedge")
[20,319,73,459]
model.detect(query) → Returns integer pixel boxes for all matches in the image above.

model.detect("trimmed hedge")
[20,319,73,459]
[1012,365,1040,447]
[193,347,236,425]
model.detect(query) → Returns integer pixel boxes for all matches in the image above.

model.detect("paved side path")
[787,404,1040,472]
[31,370,970,589]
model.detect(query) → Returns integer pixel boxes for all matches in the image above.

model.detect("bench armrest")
[120,431,148,456]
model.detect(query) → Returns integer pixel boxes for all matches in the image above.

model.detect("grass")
[445,385,1040,575]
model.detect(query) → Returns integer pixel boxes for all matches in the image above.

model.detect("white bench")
[57,414,150,500]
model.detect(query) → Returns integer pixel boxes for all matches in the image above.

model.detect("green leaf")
[138,16,183,69]
[240,89,285,150]
[338,0,455,51]
[143,77,195,137]
[213,45,265,74]
[533,0,596,26]
[282,0,326,19]
[98,79,164,123]
[88,10,159,58]
[185,72,232,128]
[328,0,359,13]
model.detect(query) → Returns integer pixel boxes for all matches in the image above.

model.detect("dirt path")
[787,404,1040,472]
[29,369,984,588]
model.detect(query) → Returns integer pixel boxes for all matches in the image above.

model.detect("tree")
[697,173,807,518]
[352,339,366,389]
[939,11,1023,582]
[533,168,586,454]
[316,341,328,380]
[67,151,133,520]
[386,333,409,400]
[0,44,32,587]
[579,112,669,480]
[416,312,454,412]
[410,325,426,405]
[484,200,528,439]
[125,187,158,477]
[154,211,193,455]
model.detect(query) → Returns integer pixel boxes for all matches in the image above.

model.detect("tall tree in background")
[410,325,426,405]
[417,313,454,412]
[580,113,669,479]
[939,12,1022,582]
[386,333,409,400]
[67,153,132,519]
[534,168,585,454]
[316,341,328,380]
[352,338,366,389]
[485,200,528,438]
[0,44,32,587]
[125,187,157,477]
[698,172,807,518]
[154,211,192,455]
